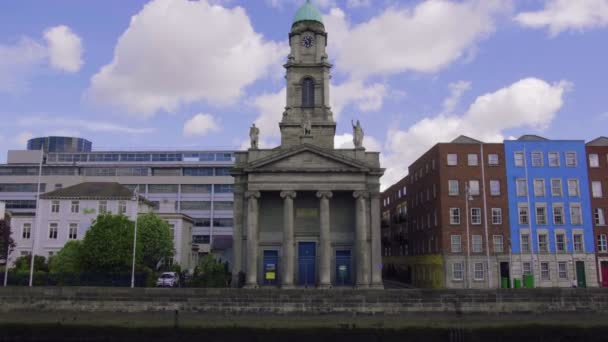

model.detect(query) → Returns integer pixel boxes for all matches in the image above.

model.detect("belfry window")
[302,77,314,107]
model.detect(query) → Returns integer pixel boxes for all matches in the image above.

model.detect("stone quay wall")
[1,287,608,316]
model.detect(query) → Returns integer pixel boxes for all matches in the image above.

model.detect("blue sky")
[0,0,607,187]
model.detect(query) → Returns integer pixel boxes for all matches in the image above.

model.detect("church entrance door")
[298,242,316,286]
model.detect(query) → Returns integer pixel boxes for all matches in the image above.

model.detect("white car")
[156,272,179,287]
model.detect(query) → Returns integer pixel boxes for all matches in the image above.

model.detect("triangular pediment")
[246,145,370,172]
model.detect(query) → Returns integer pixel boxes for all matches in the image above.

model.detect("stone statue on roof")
[352,120,364,149]
[249,123,260,150]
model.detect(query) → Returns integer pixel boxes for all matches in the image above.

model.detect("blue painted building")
[505,135,598,287]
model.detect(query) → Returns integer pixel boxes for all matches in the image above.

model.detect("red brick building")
[586,137,608,287]
[381,176,409,283]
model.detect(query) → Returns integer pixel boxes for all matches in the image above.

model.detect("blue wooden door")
[298,242,316,286]
[335,250,352,286]
[263,250,279,286]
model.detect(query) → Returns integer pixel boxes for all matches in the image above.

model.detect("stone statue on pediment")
[352,120,364,149]
[249,123,260,150]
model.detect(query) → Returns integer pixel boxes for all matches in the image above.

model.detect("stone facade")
[231,11,384,289]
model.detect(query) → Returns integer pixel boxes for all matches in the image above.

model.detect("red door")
[602,262,608,288]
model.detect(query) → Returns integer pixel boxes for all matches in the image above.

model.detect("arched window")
[302,77,315,107]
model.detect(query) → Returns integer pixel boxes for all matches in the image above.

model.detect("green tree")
[13,255,48,272]
[137,213,174,270]
[0,219,15,262]
[49,240,83,274]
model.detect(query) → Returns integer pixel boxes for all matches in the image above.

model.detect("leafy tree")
[137,213,174,270]
[49,240,83,274]
[13,255,48,272]
[189,254,228,287]
[0,219,15,262]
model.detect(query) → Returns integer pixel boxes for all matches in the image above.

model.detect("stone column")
[354,191,370,288]
[280,190,297,289]
[231,183,245,287]
[370,192,384,289]
[244,191,261,288]
[317,191,333,289]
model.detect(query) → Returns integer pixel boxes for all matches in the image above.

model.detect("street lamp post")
[130,186,140,289]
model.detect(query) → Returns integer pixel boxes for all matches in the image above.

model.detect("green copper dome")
[293,0,323,25]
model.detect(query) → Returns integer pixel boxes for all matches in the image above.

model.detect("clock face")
[301,35,315,48]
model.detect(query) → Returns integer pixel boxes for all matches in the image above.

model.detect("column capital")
[353,190,370,199]
[316,191,333,199]
[369,192,381,200]
[245,191,261,199]
[280,190,297,199]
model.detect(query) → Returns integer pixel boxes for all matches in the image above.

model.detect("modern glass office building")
[27,136,92,153]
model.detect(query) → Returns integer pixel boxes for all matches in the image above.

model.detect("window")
[589,153,599,168]
[451,235,461,253]
[490,180,500,196]
[568,179,580,197]
[214,201,234,210]
[68,223,78,240]
[534,179,545,197]
[118,201,127,215]
[453,262,464,280]
[471,208,482,225]
[449,208,460,225]
[538,234,548,252]
[22,223,31,239]
[469,180,480,196]
[152,168,181,176]
[536,204,547,225]
[213,218,233,227]
[491,208,502,225]
[541,262,550,280]
[54,184,62,190]
[488,154,499,166]
[556,233,566,252]
[51,200,60,213]
[558,262,568,279]
[71,201,79,214]
[99,201,108,214]
[472,235,483,253]
[598,235,607,253]
[215,184,234,193]
[516,179,528,197]
[493,235,504,253]
[183,168,214,176]
[168,224,175,241]
[570,203,582,225]
[553,204,564,225]
[180,201,211,210]
[523,262,532,275]
[181,184,211,193]
[148,184,178,193]
[531,152,543,167]
[594,208,606,225]
[565,152,577,167]
[519,204,529,225]
[468,154,478,166]
[0,183,46,192]
[446,153,458,166]
[49,223,58,239]
[573,234,583,252]
[302,77,315,107]
[448,180,459,196]
[592,181,603,198]
[551,179,563,197]
[514,152,525,167]
[521,234,530,253]
[548,152,560,167]
[215,168,231,176]
[474,263,484,280]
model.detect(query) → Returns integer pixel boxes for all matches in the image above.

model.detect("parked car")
[156,272,179,288]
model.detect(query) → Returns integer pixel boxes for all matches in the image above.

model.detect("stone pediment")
[245,145,370,173]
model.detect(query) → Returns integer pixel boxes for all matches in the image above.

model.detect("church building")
[231,1,384,289]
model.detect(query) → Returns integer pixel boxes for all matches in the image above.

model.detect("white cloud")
[332,80,387,118]
[324,0,510,79]
[251,88,286,143]
[87,0,286,116]
[347,0,371,9]
[17,117,155,134]
[515,0,608,36]
[43,25,83,72]
[266,0,336,9]
[335,132,382,151]
[183,113,221,137]
[380,78,571,189]
[440,80,471,115]
[15,132,35,146]
[0,38,47,93]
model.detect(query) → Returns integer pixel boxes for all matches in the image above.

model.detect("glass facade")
[27,137,92,153]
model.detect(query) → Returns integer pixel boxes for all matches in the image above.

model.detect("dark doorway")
[576,261,587,288]
[500,262,510,288]
[335,250,352,286]
[263,250,279,286]
[601,261,608,288]
[298,242,316,286]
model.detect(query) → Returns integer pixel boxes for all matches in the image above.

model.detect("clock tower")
[280,0,336,149]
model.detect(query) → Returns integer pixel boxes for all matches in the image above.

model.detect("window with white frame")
[536,204,547,225]
[71,201,79,214]
[551,179,563,197]
[565,152,577,167]
[491,208,502,225]
[488,154,499,166]
[592,181,603,198]
[514,152,525,167]
[568,179,580,197]
[468,154,478,166]
[519,204,529,225]
[68,223,78,240]
[534,179,545,197]
[553,204,564,225]
[474,262,484,280]
[449,208,461,225]
[570,203,582,225]
[548,152,560,167]
[558,262,568,279]
[516,179,528,197]
[523,262,532,275]
[521,234,530,253]
[22,223,31,239]
[453,262,464,280]
[471,208,482,225]
[556,233,566,252]
[493,235,504,253]
[531,152,543,167]
[589,153,599,168]
[49,223,58,239]
[472,235,483,253]
[447,154,457,166]
[51,200,60,213]
[118,201,127,215]
[490,180,500,196]
[541,262,550,280]
[573,233,583,252]
[98,201,107,214]
[469,180,480,196]
[598,234,607,253]
[451,235,461,253]
[594,208,606,225]
[538,234,548,252]
[448,180,459,196]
